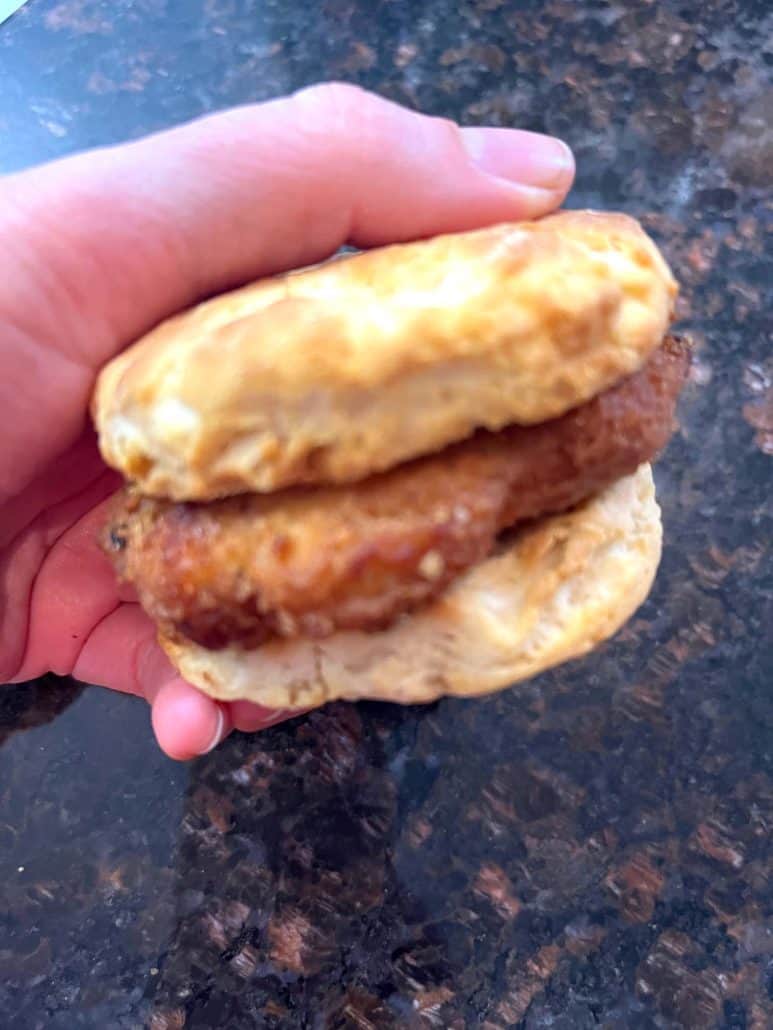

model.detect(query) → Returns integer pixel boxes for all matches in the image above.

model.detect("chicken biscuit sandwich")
[93,211,688,710]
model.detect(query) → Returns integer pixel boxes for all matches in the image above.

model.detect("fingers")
[1,457,298,759]
[151,679,230,761]
[69,602,223,760]
[153,685,299,760]
[72,605,229,760]
[69,603,173,698]
[70,602,297,760]
[0,470,119,683]
[1,84,573,496]
[229,701,302,734]
[5,511,296,759]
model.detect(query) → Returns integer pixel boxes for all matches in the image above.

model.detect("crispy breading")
[105,338,689,648]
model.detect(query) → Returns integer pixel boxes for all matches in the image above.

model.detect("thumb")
[2,82,575,361]
[1,83,574,499]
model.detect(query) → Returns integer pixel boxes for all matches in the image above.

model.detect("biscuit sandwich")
[92,210,688,710]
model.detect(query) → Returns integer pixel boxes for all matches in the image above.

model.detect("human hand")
[0,83,574,759]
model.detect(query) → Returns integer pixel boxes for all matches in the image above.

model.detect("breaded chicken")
[105,337,689,648]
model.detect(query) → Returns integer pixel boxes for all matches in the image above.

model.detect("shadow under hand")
[0,675,85,749]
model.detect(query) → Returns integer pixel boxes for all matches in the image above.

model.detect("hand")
[0,83,574,759]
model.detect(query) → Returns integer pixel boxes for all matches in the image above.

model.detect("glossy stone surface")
[1,1,771,1026]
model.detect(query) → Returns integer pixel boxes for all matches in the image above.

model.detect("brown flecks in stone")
[564,918,606,957]
[473,863,521,920]
[411,985,455,1023]
[728,918,773,961]
[731,542,769,576]
[267,908,316,973]
[487,944,561,1027]
[473,0,506,12]
[45,1,112,34]
[636,930,724,1029]
[299,703,364,786]
[743,388,773,455]
[743,361,772,396]
[149,1010,186,1030]
[329,987,399,1029]
[229,944,259,979]
[723,90,773,187]
[202,899,250,952]
[188,785,234,834]
[692,820,746,869]
[338,41,377,74]
[87,63,152,94]
[394,43,418,68]
[96,863,128,893]
[604,852,666,922]
[263,999,291,1021]
[406,816,433,848]
[688,547,733,589]
[439,43,507,73]
[614,681,668,728]
[686,231,720,277]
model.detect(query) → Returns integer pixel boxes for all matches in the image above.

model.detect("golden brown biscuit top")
[92,210,677,500]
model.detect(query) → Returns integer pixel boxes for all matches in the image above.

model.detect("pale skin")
[0,83,574,759]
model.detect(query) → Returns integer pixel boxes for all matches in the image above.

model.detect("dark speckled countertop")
[1,1,771,1027]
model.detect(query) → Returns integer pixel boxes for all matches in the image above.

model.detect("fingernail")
[202,706,225,754]
[461,127,574,191]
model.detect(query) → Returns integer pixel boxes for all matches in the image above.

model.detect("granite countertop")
[1,1,771,1027]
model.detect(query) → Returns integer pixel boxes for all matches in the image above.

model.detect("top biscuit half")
[92,210,677,501]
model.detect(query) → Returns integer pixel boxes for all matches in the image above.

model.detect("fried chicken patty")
[105,337,689,649]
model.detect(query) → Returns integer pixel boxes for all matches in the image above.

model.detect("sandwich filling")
[104,336,689,650]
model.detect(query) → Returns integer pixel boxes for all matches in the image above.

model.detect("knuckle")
[431,113,465,154]
[291,81,373,134]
